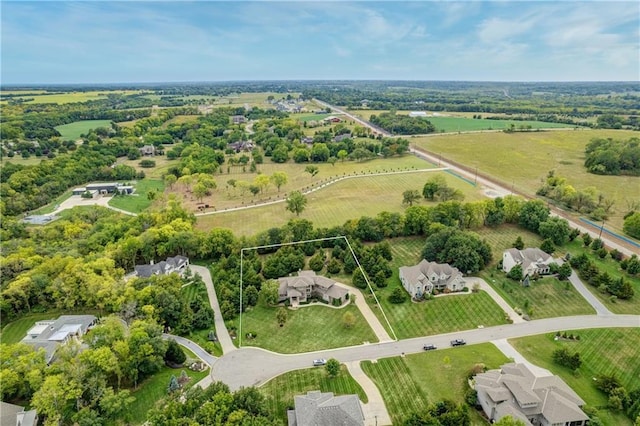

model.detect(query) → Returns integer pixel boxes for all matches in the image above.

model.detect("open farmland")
[55,119,113,140]
[510,328,640,426]
[361,343,509,424]
[195,169,484,235]
[1,89,141,104]
[412,129,640,232]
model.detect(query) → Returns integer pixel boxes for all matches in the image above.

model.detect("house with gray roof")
[21,315,97,364]
[278,271,349,307]
[399,259,465,299]
[139,144,156,156]
[134,255,189,278]
[287,390,364,426]
[0,402,37,426]
[475,363,589,426]
[503,248,553,278]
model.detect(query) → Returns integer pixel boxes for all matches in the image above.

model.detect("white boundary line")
[239,235,397,347]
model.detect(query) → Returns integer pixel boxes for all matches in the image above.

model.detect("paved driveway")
[556,259,612,316]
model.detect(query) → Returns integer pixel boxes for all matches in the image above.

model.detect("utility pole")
[598,220,605,239]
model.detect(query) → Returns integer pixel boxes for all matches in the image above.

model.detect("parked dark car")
[423,344,437,351]
[450,339,466,347]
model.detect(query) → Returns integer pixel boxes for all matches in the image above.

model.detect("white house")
[134,255,190,278]
[475,363,589,426]
[503,248,553,277]
[399,259,465,299]
[277,271,349,307]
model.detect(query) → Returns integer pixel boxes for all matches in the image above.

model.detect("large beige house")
[475,363,589,426]
[399,259,465,299]
[278,271,349,307]
[503,248,554,277]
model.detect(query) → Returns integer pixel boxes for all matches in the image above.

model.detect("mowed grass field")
[55,119,113,140]
[367,237,509,339]
[261,365,368,423]
[108,179,165,213]
[510,328,640,426]
[361,343,509,424]
[196,169,484,236]
[232,301,378,353]
[412,129,640,232]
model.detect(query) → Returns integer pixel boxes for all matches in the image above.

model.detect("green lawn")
[367,237,510,339]
[1,310,100,344]
[558,239,640,315]
[54,119,114,140]
[412,129,640,232]
[232,300,378,353]
[510,328,640,426]
[128,353,210,425]
[196,169,484,236]
[294,113,337,122]
[2,90,140,105]
[260,365,368,423]
[480,272,595,319]
[473,224,544,256]
[361,343,509,424]
[108,179,165,213]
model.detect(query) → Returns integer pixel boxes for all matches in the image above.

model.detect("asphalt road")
[211,314,640,391]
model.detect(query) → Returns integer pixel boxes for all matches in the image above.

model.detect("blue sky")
[1,1,638,84]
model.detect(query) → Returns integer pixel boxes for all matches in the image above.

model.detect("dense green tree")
[286,191,307,216]
[539,217,571,245]
[270,171,288,192]
[325,358,340,378]
[260,279,280,306]
[507,264,523,281]
[623,212,640,239]
[519,200,550,232]
[403,189,421,206]
[389,286,408,304]
[164,339,186,366]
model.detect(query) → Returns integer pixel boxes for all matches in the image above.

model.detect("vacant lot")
[361,343,509,424]
[412,129,640,232]
[232,301,377,353]
[261,365,367,424]
[510,328,640,426]
[55,119,113,140]
[195,168,483,236]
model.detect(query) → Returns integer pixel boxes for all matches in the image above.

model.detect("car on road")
[423,344,437,351]
[450,339,466,347]
[313,358,327,366]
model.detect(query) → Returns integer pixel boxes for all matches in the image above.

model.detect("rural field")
[510,328,640,426]
[1,89,141,104]
[361,343,509,424]
[195,168,483,235]
[232,301,378,353]
[260,365,367,423]
[412,129,640,232]
[55,119,113,140]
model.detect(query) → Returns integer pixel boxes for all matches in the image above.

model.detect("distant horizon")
[2,79,638,89]
[2,1,638,84]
